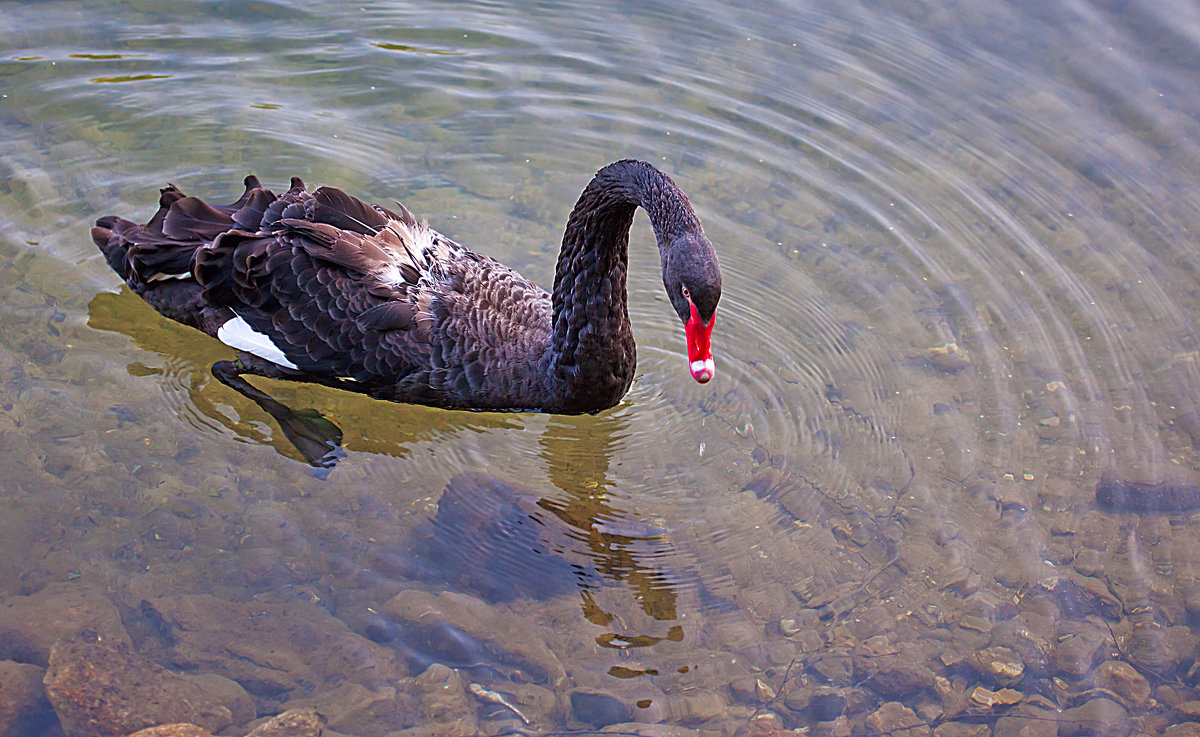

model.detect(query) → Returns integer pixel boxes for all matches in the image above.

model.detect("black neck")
[548,160,700,410]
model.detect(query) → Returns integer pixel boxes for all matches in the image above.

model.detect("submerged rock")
[243,708,326,737]
[411,664,476,737]
[43,630,233,737]
[125,726,215,737]
[1054,625,1107,679]
[0,583,131,666]
[1091,660,1150,708]
[1059,698,1129,737]
[282,681,413,736]
[382,589,565,685]
[865,701,929,737]
[0,660,54,737]
[967,685,1022,709]
[924,342,971,373]
[861,644,937,696]
[969,645,1025,686]
[135,593,406,710]
[993,703,1058,737]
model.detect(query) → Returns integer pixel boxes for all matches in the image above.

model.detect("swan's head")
[663,232,721,384]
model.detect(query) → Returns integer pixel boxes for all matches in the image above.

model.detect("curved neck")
[548,160,700,410]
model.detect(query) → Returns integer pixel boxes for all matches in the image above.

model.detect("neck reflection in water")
[409,412,719,673]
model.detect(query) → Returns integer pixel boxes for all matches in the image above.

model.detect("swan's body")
[92,160,721,415]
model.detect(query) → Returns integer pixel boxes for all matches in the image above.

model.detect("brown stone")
[1126,623,1177,673]
[865,702,929,737]
[0,584,131,666]
[0,660,54,737]
[1092,660,1150,708]
[970,646,1025,686]
[126,726,215,737]
[1177,701,1200,719]
[1060,698,1130,737]
[968,685,1022,708]
[933,723,991,737]
[1065,700,1128,734]
[994,708,1058,737]
[862,643,937,696]
[187,674,255,725]
[43,631,233,737]
[244,708,325,737]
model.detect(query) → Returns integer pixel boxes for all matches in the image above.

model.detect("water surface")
[4,0,1200,733]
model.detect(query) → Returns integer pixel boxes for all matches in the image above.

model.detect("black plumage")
[92,159,722,415]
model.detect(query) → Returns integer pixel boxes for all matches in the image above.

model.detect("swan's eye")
[681,285,691,299]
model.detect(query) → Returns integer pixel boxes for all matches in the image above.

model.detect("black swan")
[92,160,721,427]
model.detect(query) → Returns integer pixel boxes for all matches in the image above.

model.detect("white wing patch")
[145,272,193,282]
[372,218,452,289]
[217,315,299,370]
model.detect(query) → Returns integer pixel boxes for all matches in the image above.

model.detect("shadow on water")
[381,412,737,678]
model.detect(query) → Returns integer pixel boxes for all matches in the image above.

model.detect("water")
[4,0,1200,733]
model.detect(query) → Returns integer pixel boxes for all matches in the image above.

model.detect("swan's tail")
[92,177,271,291]
[92,180,269,332]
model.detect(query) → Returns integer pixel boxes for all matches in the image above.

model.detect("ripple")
[10,0,1200,712]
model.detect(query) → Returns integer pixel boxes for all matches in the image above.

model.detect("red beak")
[685,302,715,383]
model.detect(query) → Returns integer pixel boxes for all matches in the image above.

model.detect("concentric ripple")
[6,0,1200,707]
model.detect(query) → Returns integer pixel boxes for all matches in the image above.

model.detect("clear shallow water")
[5,0,1200,733]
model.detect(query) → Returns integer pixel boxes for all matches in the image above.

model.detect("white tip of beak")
[690,358,715,383]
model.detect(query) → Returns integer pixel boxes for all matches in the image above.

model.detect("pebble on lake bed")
[1091,660,1150,708]
[240,708,326,737]
[865,701,929,737]
[924,342,971,373]
[968,685,1022,708]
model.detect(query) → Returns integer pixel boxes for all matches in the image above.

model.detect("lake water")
[4,0,1200,734]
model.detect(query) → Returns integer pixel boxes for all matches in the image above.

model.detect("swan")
[92,160,721,419]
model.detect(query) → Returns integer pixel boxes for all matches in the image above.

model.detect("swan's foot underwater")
[211,359,345,471]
